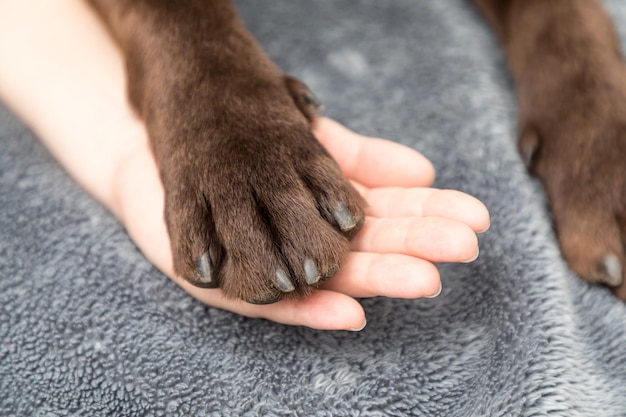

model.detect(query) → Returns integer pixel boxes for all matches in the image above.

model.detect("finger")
[314,117,435,188]
[178,283,367,331]
[321,252,442,298]
[351,217,480,263]
[363,187,490,233]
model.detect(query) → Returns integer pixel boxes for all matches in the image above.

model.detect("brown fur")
[475,0,626,299]
[86,0,626,302]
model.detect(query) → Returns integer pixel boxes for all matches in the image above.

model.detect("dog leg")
[474,0,626,298]
[85,0,365,303]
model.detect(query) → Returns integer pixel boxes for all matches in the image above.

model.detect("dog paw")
[157,75,364,304]
[519,71,626,299]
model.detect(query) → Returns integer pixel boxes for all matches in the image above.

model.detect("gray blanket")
[2,1,626,415]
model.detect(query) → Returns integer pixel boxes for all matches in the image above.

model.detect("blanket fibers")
[2,0,626,415]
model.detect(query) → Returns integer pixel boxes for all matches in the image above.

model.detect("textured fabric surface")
[2,1,626,415]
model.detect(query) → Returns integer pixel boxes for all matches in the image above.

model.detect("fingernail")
[464,247,480,263]
[425,283,442,298]
[348,319,367,332]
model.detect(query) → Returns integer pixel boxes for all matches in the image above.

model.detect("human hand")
[112,117,489,331]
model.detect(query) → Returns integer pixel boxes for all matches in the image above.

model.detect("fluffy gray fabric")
[2,0,626,415]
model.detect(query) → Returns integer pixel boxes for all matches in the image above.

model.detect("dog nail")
[332,203,357,232]
[600,255,623,287]
[521,143,535,169]
[248,292,282,305]
[303,89,323,110]
[304,258,321,285]
[519,128,539,169]
[275,269,296,292]
[321,263,340,282]
[195,252,214,285]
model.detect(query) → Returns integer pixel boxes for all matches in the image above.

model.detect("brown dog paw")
[155,74,364,304]
[519,64,626,299]
[85,1,365,303]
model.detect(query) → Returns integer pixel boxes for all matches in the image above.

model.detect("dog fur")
[85,0,626,303]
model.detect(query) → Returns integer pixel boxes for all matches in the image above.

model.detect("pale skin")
[0,0,490,331]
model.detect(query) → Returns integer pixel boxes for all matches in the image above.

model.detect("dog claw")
[275,269,296,293]
[321,263,340,282]
[332,203,357,233]
[521,143,536,169]
[193,252,216,287]
[302,89,323,111]
[518,127,539,170]
[249,292,282,305]
[304,258,321,285]
[599,254,623,287]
